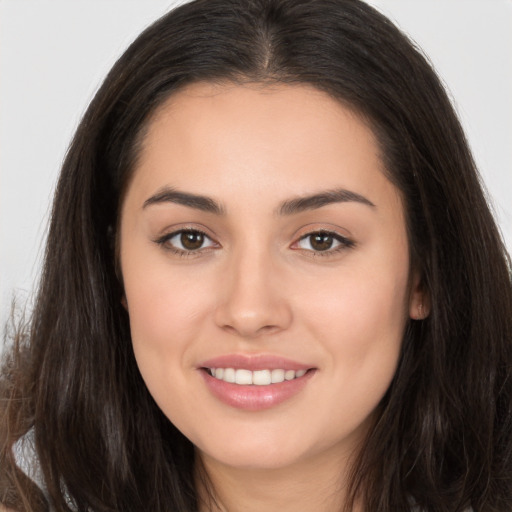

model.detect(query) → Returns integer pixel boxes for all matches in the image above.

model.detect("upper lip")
[198,354,313,371]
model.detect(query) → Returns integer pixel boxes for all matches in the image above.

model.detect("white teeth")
[253,369,271,385]
[223,368,236,383]
[209,367,308,385]
[271,369,285,384]
[235,369,253,385]
[284,370,296,381]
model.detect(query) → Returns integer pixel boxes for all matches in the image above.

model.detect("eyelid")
[153,221,219,242]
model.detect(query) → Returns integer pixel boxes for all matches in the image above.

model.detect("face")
[119,82,425,473]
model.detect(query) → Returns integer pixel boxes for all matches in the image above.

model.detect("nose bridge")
[214,239,291,337]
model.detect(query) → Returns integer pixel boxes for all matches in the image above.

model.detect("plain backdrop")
[1,0,511,349]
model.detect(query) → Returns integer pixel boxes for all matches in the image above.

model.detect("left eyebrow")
[277,188,376,215]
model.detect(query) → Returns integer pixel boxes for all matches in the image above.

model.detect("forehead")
[125,81,401,217]
[145,81,378,159]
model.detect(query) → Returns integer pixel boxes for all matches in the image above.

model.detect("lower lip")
[199,369,316,411]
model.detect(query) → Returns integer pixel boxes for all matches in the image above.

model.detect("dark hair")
[2,0,511,510]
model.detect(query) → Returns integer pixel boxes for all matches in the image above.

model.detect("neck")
[195,447,362,512]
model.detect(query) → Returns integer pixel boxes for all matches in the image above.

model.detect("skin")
[119,82,427,511]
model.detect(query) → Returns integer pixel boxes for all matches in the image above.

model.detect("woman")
[1,0,511,511]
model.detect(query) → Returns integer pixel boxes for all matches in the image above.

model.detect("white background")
[1,0,511,348]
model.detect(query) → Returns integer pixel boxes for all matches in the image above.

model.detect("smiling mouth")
[204,367,311,386]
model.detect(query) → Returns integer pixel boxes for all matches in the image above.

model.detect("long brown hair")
[2,1,512,510]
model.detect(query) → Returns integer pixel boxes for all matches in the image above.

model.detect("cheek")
[121,250,215,377]
[291,267,409,440]
[332,276,407,350]
[128,277,204,339]
[298,256,410,387]
[121,258,221,431]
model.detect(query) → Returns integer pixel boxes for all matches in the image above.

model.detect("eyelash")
[154,229,355,257]
[154,228,216,257]
[293,230,355,257]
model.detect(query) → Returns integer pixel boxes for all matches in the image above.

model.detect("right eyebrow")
[142,187,225,215]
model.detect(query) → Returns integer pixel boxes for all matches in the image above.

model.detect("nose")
[213,247,293,339]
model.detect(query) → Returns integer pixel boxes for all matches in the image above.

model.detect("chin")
[201,445,306,471]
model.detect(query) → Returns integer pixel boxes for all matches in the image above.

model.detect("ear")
[121,294,128,310]
[408,270,430,320]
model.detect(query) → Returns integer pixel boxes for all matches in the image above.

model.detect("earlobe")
[410,302,429,320]
[409,272,430,320]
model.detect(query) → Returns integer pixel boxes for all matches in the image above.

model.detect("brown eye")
[309,233,334,251]
[157,229,216,253]
[294,231,355,254]
[180,231,205,250]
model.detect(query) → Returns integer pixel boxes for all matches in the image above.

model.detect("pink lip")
[199,354,311,371]
[197,354,316,411]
